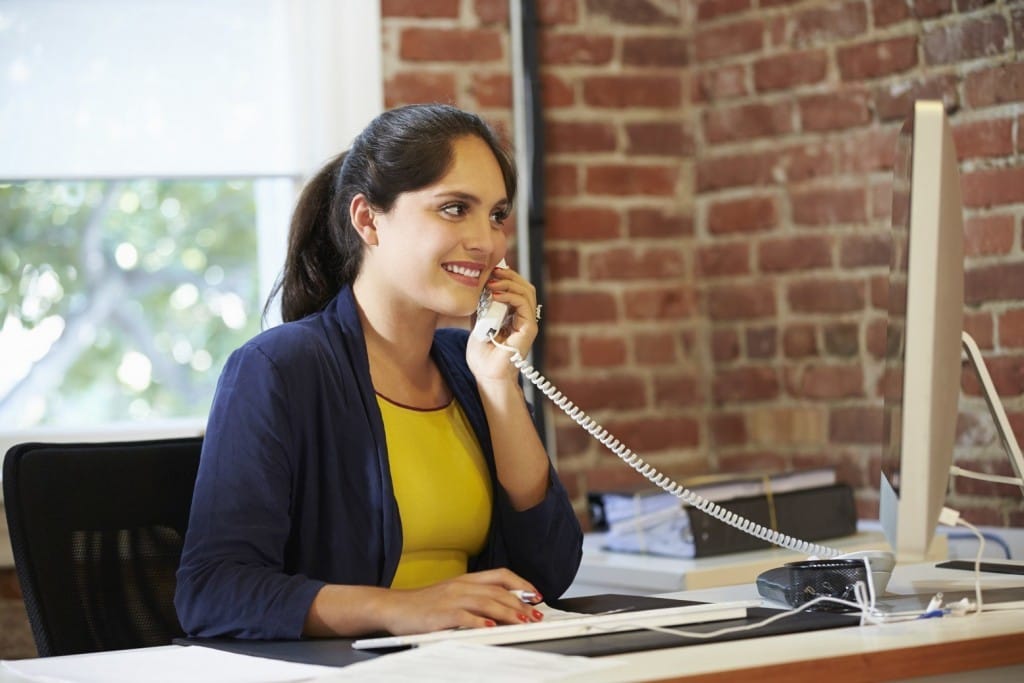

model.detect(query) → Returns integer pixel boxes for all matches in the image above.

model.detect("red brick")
[713,328,741,362]
[840,234,891,268]
[546,121,618,154]
[537,0,578,24]
[627,208,694,239]
[953,118,1014,159]
[586,0,686,26]
[746,326,777,359]
[623,286,696,320]
[964,63,1024,108]
[586,164,678,196]
[473,0,507,23]
[784,324,818,358]
[471,73,512,107]
[385,72,457,108]
[697,152,769,191]
[707,195,779,234]
[964,214,1015,257]
[704,102,794,143]
[788,279,866,314]
[964,262,1024,305]
[635,331,679,366]
[579,335,628,367]
[871,180,893,220]
[866,318,888,359]
[588,247,687,281]
[695,19,765,61]
[870,274,889,311]
[697,242,750,277]
[713,366,780,402]
[923,15,1009,66]
[1014,7,1024,51]
[913,0,952,18]
[540,33,615,66]
[623,36,689,68]
[545,205,622,240]
[695,64,749,102]
[873,0,911,26]
[626,122,695,157]
[874,75,960,122]
[965,355,1024,396]
[754,50,828,92]
[545,164,578,197]
[384,0,459,17]
[602,415,701,451]
[792,2,869,45]
[707,283,777,320]
[790,364,865,399]
[544,247,581,280]
[964,311,994,350]
[824,322,860,357]
[583,75,683,108]
[799,91,871,131]
[541,74,575,107]
[554,376,647,410]
[711,412,747,447]
[836,129,900,173]
[545,333,573,370]
[400,28,505,62]
[999,310,1024,348]
[837,36,918,81]
[758,236,832,272]
[547,291,619,323]
[791,187,867,226]
[962,166,1024,208]
[654,373,701,407]
[698,0,753,20]
[829,406,883,444]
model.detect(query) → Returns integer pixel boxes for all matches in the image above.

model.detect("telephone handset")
[472,259,514,341]
[476,268,848,561]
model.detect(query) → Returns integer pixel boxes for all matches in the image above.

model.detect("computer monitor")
[879,100,964,563]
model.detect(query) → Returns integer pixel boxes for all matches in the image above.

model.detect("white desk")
[3,563,1023,683]
[566,530,944,597]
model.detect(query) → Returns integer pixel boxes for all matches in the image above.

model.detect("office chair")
[2,436,202,656]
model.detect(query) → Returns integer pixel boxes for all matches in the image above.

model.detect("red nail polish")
[518,614,529,623]
[484,619,496,627]
[532,609,543,620]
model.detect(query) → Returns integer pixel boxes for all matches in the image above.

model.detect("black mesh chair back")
[2,437,202,657]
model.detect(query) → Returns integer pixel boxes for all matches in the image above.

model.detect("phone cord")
[496,340,842,558]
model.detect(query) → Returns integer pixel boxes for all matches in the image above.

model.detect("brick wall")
[382,0,1024,529]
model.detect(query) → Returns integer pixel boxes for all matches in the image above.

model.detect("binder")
[588,467,837,532]
[685,483,857,557]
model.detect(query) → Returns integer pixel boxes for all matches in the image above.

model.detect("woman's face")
[367,134,510,319]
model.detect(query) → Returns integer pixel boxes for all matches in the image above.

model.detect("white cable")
[490,336,842,558]
[949,465,1023,488]
[954,516,986,615]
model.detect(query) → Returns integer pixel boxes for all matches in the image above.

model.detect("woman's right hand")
[304,568,545,637]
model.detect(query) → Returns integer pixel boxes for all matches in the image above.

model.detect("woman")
[174,104,582,639]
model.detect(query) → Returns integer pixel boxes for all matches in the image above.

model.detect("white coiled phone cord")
[494,339,842,558]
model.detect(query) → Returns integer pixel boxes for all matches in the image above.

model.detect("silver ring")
[535,304,542,322]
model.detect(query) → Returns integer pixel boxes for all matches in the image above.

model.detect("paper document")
[1,644,336,683]
[311,640,624,683]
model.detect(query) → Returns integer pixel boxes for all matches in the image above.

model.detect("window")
[0,0,381,436]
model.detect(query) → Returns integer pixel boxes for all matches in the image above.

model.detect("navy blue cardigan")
[174,286,582,639]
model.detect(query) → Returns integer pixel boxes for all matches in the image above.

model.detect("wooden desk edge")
[641,632,1024,683]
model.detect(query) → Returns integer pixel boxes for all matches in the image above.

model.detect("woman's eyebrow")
[432,190,509,207]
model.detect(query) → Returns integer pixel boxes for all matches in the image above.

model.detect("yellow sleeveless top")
[377,394,493,589]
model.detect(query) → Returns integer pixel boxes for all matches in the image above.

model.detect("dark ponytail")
[264,103,517,324]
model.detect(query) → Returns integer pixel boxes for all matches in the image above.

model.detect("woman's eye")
[490,210,508,227]
[441,203,467,218]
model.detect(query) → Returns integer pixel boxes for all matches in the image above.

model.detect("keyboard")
[351,600,754,650]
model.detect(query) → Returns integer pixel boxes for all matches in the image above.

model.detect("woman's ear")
[350,194,379,246]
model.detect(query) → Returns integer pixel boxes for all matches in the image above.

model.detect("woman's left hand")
[466,263,538,382]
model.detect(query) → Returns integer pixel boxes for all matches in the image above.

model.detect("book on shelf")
[598,483,856,557]
[600,483,857,558]
[587,466,837,532]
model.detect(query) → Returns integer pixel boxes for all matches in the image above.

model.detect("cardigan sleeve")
[174,343,325,639]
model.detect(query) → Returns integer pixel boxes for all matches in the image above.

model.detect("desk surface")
[3,563,1023,683]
